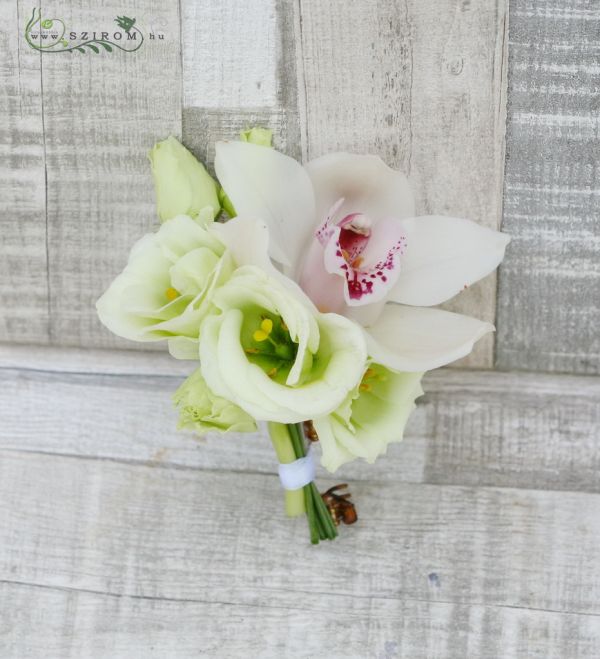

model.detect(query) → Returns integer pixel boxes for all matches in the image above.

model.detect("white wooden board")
[2,450,600,658]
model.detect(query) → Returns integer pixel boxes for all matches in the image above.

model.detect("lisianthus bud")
[240,127,272,147]
[174,369,257,434]
[149,136,220,222]
[313,364,424,472]
[199,265,368,423]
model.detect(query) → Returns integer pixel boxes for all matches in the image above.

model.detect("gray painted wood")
[497,0,600,374]
[0,1,182,349]
[42,1,182,348]
[181,0,302,165]
[3,582,600,659]
[0,1,49,343]
[1,346,599,493]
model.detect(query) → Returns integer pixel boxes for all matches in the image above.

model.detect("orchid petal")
[212,216,318,308]
[390,216,511,306]
[214,141,316,269]
[305,153,415,225]
[365,304,494,371]
[298,238,346,313]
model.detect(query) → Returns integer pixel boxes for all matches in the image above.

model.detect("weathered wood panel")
[2,346,599,492]
[297,0,509,368]
[181,0,301,164]
[41,2,182,348]
[497,0,600,374]
[0,1,49,342]
[3,582,600,659]
[2,451,600,617]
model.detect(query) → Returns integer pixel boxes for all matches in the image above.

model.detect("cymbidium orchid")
[215,141,510,373]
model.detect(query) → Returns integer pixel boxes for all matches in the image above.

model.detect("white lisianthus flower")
[313,364,424,472]
[96,213,317,359]
[214,141,511,371]
[96,210,234,358]
[174,368,257,435]
[199,265,368,423]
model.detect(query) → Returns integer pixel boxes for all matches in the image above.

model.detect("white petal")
[304,153,415,225]
[210,216,273,270]
[168,336,199,360]
[365,304,494,371]
[214,141,316,269]
[211,216,318,309]
[390,216,510,306]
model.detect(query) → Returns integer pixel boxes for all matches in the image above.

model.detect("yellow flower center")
[359,366,387,392]
[165,286,180,302]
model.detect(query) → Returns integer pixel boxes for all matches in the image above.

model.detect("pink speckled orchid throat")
[313,199,407,306]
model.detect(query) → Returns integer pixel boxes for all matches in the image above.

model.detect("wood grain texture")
[296,0,509,368]
[1,2,183,349]
[2,450,600,659]
[0,1,49,342]
[181,0,301,165]
[3,582,600,659]
[2,347,600,656]
[497,0,600,374]
[43,2,182,349]
[2,346,599,493]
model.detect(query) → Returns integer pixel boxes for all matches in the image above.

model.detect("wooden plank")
[40,2,182,348]
[0,1,49,343]
[2,450,600,618]
[497,0,600,374]
[1,347,599,492]
[296,0,508,368]
[181,0,301,164]
[2,582,600,659]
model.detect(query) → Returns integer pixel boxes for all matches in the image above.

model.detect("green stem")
[289,423,338,543]
[267,422,305,517]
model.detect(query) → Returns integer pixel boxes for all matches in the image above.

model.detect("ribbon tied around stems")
[278,446,316,491]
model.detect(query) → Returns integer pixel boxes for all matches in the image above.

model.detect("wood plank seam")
[4,577,600,619]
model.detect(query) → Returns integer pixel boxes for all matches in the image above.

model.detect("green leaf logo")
[115,15,136,33]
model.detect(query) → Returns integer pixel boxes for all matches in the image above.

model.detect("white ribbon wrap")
[278,448,315,491]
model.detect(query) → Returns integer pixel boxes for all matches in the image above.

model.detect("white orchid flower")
[215,142,510,372]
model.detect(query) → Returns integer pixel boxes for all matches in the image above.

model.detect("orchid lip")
[313,200,407,306]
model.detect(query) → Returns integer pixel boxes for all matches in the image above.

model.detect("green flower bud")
[174,368,257,435]
[149,136,220,223]
[240,127,273,147]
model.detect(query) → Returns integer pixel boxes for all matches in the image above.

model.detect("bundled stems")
[268,422,338,544]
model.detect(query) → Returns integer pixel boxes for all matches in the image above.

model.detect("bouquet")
[97,128,509,544]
